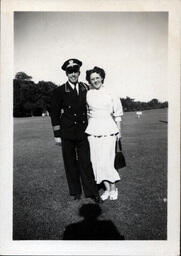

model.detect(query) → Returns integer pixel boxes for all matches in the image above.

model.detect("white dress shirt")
[68,81,79,95]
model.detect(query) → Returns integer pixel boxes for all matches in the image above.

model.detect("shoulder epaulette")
[80,82,89,91]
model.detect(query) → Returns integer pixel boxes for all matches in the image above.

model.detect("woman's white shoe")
[110,188,118,200]
[100,190,110,201]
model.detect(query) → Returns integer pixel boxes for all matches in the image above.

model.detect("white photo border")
[0,0,180,255]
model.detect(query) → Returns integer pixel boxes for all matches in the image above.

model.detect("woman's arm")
[115,120,122,139]
[86,91,91,122]
[112,96,123,139]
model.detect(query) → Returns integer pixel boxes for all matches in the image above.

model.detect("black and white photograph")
[0,0,180,255]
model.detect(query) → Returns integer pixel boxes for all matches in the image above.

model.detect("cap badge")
[69,60,74,66]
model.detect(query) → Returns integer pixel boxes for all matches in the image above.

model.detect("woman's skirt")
[88,135,120,184]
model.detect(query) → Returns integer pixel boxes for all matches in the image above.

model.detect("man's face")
[66,66,80,84]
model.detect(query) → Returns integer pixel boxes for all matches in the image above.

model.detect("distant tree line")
[13,72,57,117]
[13,72,168,117]
[121,97,168,112]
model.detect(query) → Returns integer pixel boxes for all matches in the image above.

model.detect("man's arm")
[50,87,62,146]
[53,126,62,145]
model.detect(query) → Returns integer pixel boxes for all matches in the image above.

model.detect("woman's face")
[90,72,103,89]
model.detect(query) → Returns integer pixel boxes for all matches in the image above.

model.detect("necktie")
[73,84,77,96]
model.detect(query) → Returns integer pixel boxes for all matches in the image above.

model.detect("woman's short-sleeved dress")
[85,86,123,184]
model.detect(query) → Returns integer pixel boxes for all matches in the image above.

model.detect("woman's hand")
[54,137,62,146]
[116,131,121,140]
[115,120,122,140]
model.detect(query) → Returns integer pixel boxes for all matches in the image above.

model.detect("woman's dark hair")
[86,66,106,84]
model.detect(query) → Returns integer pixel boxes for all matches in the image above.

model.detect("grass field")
[13,108,167,240]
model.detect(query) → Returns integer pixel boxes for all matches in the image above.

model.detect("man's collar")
[67,81,79,94]
[65,81,87,93]
[68,81,78,89]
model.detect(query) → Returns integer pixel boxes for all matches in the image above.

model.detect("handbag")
[114,139,126,169]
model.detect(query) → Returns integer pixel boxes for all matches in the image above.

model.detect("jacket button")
[74,121,77,124]
[74,113,77,116]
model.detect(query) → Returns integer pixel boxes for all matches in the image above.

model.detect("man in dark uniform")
[50,58,101,203]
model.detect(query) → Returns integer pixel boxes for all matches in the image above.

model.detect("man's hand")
[54,137,62,146]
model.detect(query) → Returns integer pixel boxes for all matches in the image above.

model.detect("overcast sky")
[14,12,168,102]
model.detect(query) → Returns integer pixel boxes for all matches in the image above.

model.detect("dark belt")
[91,133,118,138]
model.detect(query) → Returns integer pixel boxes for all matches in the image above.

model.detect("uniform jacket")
[50,81,89,140]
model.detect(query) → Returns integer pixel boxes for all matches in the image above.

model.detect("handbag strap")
[118,139,122,151]
[116,139,122,153]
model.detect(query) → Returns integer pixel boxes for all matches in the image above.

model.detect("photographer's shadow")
[63,203,124,240]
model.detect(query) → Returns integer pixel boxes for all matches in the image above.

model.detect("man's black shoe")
[74,194,81,200]
[91,195,103,204]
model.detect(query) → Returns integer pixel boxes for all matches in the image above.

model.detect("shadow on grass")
[63,204,125,240]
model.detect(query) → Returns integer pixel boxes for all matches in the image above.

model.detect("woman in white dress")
[85,66,123,201]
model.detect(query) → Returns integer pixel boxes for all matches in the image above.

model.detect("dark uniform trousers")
[51,82,98,197]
